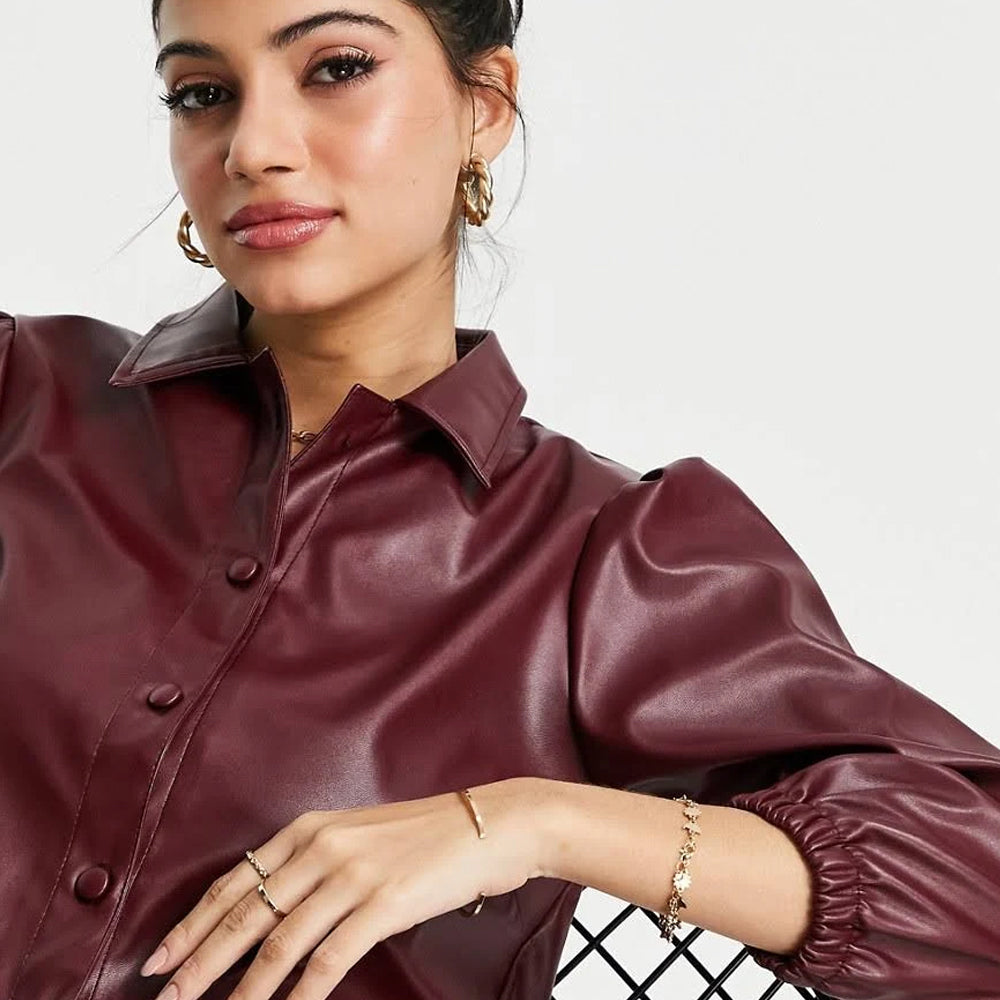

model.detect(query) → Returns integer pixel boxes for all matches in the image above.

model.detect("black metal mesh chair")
[553,888,834,1000]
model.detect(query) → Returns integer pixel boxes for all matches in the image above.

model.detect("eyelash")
[158,50,378,117]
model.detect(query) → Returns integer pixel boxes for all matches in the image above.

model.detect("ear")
[467,46,521,163]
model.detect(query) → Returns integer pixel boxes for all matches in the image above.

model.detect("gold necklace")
[291,429,317,444]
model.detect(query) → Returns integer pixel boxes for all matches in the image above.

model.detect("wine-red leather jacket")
[2,281,999,1000]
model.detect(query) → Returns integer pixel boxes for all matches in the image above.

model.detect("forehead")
[156,0,427,58]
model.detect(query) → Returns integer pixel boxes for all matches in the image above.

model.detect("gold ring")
[256,880,288,918]
[244,849,269,880]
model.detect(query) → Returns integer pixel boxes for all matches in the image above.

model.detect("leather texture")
[1,281,999,1000]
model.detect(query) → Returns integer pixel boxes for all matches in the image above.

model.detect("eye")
[159,81,228,116]
[158,80,230,116]
[312,50,378,87]
[158,49,379,117]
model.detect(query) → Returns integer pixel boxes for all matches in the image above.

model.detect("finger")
[153,845,331,1000]
[227,883,357,1000]
[152,882,287,1000]
[286,896,398,1000]
[143,836,295,979]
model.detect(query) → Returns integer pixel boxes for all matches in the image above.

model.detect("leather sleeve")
[567,455,1000,998]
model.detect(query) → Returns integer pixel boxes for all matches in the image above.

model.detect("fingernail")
[153,984,179,1000]
[140,944,168,977]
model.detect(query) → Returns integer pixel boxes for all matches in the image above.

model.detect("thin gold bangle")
[459,787,486,838]
[458,787,487,916]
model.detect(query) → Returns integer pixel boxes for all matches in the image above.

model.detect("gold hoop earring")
[178,209,216,268]
[460,152,494,227]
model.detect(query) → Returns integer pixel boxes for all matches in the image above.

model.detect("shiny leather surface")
[1,281,998,1000]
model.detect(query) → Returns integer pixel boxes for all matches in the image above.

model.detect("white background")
[1,2,998,986]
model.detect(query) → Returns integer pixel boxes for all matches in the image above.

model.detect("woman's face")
[156,0,514,317]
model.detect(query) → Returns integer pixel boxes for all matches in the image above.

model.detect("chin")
[223,238,423,316]
[227,264,365,317]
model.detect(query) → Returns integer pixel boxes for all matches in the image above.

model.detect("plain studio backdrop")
[1,4,998,984]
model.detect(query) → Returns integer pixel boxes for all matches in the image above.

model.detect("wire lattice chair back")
[553,892,834,1000]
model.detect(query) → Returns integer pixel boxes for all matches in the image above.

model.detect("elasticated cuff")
[727,785,866,991]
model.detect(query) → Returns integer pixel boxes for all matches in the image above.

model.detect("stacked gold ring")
[243,848,288,918]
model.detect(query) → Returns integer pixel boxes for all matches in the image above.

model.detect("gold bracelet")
[657,794,702,940]
[458,787,488,917]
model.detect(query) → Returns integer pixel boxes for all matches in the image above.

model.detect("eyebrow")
[155,8,400,75]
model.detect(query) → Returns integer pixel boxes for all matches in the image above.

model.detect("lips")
[225,201,338,231]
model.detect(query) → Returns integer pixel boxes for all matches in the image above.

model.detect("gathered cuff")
[727,785,866,991]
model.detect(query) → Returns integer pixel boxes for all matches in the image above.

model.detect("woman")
[2,2,999,999]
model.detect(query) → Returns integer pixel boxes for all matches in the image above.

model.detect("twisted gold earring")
[460,152,494,227]
[178,209,216,268]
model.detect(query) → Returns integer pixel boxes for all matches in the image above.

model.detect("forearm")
[529,776,814,956]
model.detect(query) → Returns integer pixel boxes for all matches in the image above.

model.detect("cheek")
[170,131,223,216]
[318,92,461,240]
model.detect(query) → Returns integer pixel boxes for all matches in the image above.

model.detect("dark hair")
[127,0,529,323]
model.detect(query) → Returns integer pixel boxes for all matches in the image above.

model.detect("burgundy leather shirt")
[2,280,999,1000]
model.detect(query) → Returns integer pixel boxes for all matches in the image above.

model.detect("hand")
[139,777,548,1000]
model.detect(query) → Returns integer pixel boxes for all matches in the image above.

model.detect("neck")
[239,262,460,432]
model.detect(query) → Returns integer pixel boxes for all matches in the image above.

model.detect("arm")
[531,777,815,956]
[565,456,1000,998]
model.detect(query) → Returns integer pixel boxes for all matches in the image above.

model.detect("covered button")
[74,865,112,902]
[147,682,183,710]
[226,556,261,586]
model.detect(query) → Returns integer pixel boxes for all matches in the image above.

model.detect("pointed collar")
[108,281,527,489]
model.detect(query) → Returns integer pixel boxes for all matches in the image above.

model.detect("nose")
[223,82,310,181]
